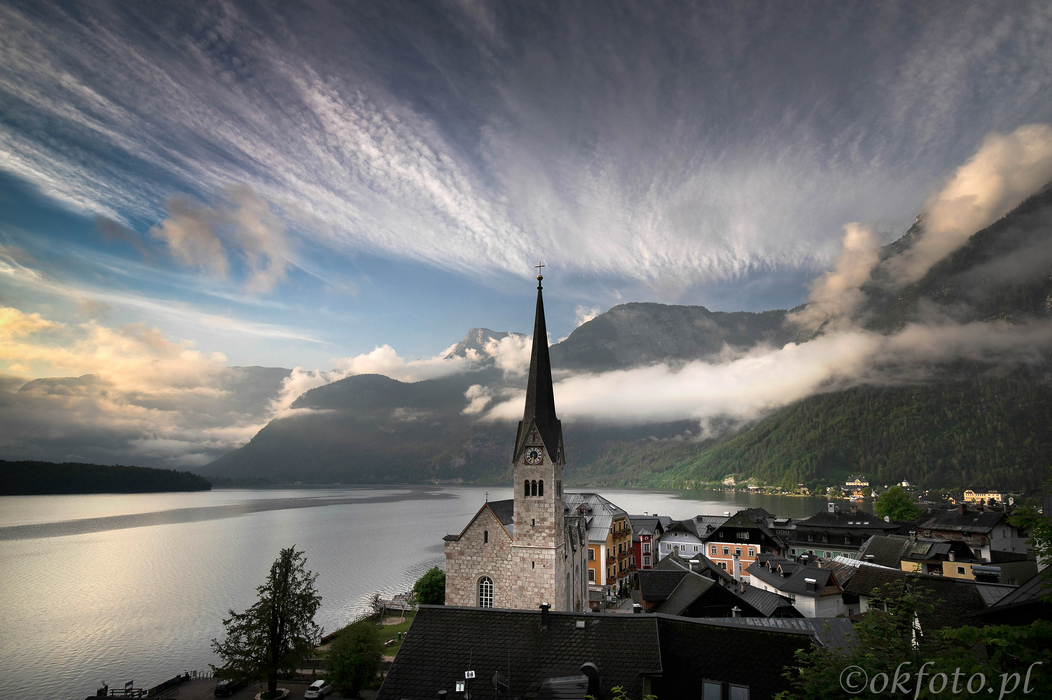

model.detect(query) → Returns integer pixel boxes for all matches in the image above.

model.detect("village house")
[917,504,1030,562]
[746,555,846,617]
[702,509,785,581]
[628,513,668,571]
[563,492,632,594]
[776,503,904,560]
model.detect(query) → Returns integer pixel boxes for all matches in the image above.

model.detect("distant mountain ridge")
[204,181,1052,492]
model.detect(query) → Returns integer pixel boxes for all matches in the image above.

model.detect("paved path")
[165,679,376,700]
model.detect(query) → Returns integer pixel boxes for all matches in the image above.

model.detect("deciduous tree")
[327,619,383,698]
[412,566,446,605]
[874,485,921,521]
[211,546,322,698]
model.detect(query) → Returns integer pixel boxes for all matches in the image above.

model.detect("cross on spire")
[485,491,489,502]
[535,261,544,288]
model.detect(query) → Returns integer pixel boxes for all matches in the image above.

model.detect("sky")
[3,1,1052,467]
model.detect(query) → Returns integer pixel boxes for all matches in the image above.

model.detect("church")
[443,270,589,611]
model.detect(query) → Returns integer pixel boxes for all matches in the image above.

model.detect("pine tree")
[211,547,322,698]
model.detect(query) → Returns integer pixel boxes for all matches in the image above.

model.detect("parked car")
[303,679,333,699]
[214,678,248,697]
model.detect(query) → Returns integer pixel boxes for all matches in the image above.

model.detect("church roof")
[514,276,563,462]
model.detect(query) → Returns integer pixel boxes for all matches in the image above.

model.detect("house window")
[694,545,699,552]
[748,548,755,558]
[735,547,742,557]
[711,545,717,555]
[957,566,965,575]
[723,547,730,556]
[588,569,595,581]
[484,530,488,544]
[729,685,750,700]
[588,549,595,561]
[643,543,651,554]
[718,562,727,570]
[478,577,493,608]
[703,681,721,700]
[643,555,651,567]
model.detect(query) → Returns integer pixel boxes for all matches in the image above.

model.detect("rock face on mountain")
[445,328,526,358]
[551,304,792,371]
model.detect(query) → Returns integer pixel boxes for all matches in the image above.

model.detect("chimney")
[437,691,447,699]
[581,663,600,698]
[731,605,742,618]
[949,551,955,562]
[958,503,966,516]
[633,604,642,614]
[732,552,741,582]
[828,502,836,513]
[910,530,917,543]
[540,603,550,628]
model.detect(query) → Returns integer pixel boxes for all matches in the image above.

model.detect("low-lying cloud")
[484,320,1052,426]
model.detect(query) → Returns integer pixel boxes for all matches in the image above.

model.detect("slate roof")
[842,564,999,631]
[638,569,689,603]
[488,499,515,527]
[654,616,812,700]
[746,559,837,597]
[651,572,717,616]
[701,616,855,650]
[737,585,799,617]
[919,508,1006,535]
[628,515,665,543]
[513,281,563,463]
[982,572,1049,610]
[378,606,660,700]
[378,607,812,700]
[797,511,900,529]
[971,573,1052,625]
[857,535,912,568]
[563,492,627,543]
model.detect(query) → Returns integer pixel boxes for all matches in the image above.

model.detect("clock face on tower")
[524,447,544,465]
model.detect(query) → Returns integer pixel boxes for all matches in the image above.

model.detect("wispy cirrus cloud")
[2,1,1050,294]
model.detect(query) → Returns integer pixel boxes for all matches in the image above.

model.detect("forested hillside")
[619,368,1052,492]
[0,460,212,494]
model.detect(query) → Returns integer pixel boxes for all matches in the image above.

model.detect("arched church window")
[484,530,488,544]
[538,480,544,497]
[524,480,530,497]
[478,577,493,608]
[530,480,537,497]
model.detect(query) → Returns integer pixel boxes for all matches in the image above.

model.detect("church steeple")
[514,265,563,464]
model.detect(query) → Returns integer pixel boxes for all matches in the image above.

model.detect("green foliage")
[0,460,211,494]
[646,371,1052,492]
[412,566,446,605]
[327,619,384,698]
[777,581,1052,699]
[875,486,921,521]
[211,547,322,697]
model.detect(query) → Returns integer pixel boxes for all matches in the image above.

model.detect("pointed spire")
[515,265,562,462]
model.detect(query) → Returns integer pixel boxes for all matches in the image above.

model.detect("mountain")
[204,183,1052,491]
[0,460,212,494]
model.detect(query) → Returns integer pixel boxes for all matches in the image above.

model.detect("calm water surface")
[0,486,846,699]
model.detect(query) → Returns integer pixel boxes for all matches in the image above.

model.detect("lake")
[0,486,850,699]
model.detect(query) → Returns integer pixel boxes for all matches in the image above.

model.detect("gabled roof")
[650,573,718,616]
[701,616,854,650]
[628,515,666,542]
[377,606,813,700]
[444,499,514,542]
[513,279,563,462]
[857,535,912,568]
[746,558,838,597]
[919,508,1007,535]
[737,585,800,617]
[563,492,627,543]
[638,569,689,603]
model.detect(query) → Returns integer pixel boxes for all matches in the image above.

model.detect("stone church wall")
[444,507,515,607]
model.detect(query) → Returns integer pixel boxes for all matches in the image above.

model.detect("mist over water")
[0,486,843,699]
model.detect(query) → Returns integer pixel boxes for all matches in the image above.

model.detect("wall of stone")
[444,507,515,607]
